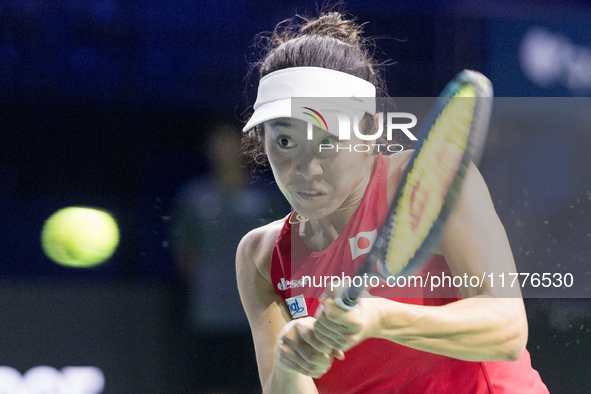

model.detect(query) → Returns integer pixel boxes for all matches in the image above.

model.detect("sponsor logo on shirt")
[277,277,310,291]
[285,294,308,319]
[349,229,378,260]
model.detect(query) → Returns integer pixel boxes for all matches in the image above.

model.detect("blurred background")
[0,0,590,393]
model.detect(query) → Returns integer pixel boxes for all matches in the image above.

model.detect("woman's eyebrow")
[268,119,292,128]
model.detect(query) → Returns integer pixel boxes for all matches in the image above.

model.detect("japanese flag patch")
[349,229,377,260]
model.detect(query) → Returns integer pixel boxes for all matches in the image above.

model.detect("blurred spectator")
[171,121,288,393]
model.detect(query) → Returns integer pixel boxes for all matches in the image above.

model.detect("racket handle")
[335,283,365,310]
[334,243,385,310]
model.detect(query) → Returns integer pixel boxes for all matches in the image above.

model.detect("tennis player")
[237,10,549,393]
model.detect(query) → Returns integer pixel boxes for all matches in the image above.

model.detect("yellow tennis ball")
[41,207,119,268]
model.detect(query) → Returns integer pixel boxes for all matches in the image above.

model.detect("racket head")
[375,69,493,279]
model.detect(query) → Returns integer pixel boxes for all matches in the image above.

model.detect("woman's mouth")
[296,190,327,200]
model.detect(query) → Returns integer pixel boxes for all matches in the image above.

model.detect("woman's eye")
[277,137,293,148]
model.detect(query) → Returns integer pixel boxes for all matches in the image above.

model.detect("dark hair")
[243,10,390,167]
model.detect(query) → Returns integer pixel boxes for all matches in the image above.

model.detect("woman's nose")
[293,154,323,180]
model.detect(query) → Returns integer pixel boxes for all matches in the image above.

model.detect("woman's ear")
[373,113,381,130]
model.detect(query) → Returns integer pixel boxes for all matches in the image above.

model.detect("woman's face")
[264,118,373,219]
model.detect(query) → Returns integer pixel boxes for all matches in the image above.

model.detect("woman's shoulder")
[236,215,288,284]
[387,149,413,171]
[385,150,414,202]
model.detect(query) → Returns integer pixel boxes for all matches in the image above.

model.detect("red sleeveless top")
[270,154,548,393]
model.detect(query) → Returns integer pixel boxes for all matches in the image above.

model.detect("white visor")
[243,67,376,133]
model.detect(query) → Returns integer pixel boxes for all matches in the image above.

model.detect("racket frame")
[336,70,493,309]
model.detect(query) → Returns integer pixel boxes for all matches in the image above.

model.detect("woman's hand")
[275,316,345,379]
[313,295,381,352]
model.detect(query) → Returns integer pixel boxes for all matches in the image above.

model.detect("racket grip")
[335,283,365,310]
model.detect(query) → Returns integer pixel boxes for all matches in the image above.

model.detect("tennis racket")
[335,69,493,310]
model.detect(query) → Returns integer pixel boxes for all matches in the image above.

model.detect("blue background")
[1,1,590,393]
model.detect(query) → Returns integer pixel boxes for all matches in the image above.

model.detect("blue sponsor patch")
[285,294,308,319]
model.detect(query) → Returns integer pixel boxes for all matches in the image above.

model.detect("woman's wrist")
[366,297,414,342]
[361,297,394,341]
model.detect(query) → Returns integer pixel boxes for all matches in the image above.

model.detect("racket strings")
[384,86,476,274]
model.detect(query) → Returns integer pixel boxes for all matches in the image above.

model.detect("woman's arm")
[237,224,336,393]
[313,164,528,362]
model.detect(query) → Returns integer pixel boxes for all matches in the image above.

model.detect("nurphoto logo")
[302,106,418,153]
